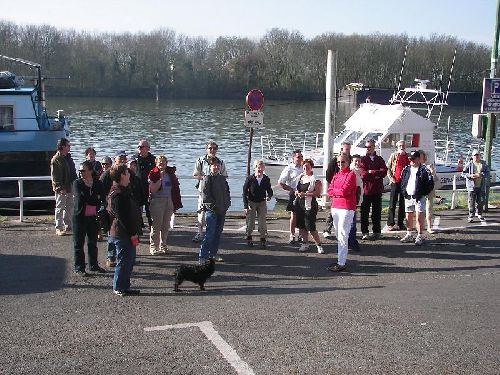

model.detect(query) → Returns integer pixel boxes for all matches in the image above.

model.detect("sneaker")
[158,245,168,253]
[114,289,141,297]
[105,259,116,267]
[467,217,473,223]
[316,245,325,254]
[89,265,106,273]
[414,235,424,246]
[74,270,88,277]
[400,233,414,243]
[289,235,296,244]
[150,247,160,255]
[215,255,224,262]
[298,235,304,243]
[478,215,486,222]
[299,243,309,252]
[327,263,347,272]
[382,225,395,232]
[427,228,435,234]
[55,229,67,236]
[322,231,331,239]
[361,233,370,240]
[192,232,203,242]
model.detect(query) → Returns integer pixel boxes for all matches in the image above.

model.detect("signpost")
[245,89,264,176]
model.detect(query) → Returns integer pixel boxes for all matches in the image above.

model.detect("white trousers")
[331,208,355,266]
[55,191,73,230]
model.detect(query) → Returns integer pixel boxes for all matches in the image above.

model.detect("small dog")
[173,258,215,292]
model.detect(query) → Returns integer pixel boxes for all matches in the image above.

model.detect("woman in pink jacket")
[327,153,357,272]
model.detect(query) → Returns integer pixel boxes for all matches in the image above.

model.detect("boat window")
[403,133,420,147]
[381,133,401,149]
[343,131,364,145]
[357,132,383,148]
[0,106,14,131]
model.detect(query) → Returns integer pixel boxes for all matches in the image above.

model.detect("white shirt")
[278,164,302,190]
[406,165,419,196]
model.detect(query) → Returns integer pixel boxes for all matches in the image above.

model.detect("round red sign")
[246,89,264,111]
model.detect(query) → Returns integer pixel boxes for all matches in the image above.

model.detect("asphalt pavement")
[1,208,499,374]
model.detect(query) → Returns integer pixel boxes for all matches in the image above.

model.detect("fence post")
[18,179,24,222]
[450,175,457,210]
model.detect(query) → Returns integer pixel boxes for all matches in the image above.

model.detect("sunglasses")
[365,145,374,148]
[207,147,217,150]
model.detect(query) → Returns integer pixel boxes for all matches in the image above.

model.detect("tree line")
[0,20,491,99]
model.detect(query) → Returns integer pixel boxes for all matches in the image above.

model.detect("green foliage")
[0,21,490,98]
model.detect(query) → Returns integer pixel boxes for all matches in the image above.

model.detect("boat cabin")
[333,103,436,163]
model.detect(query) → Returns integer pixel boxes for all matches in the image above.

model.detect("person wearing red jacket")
[327,153,357,272]
[360,139,388,241]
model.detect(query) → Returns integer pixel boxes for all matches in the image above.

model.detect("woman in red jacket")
[327,153,357,272]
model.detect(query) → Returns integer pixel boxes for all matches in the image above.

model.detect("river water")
[49,97,499,212]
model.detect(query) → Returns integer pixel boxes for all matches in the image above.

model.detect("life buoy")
[456,156,464,172]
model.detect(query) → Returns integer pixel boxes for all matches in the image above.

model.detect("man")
[135,140,156,227]
[399,151,434,246]
[384,140,410,232]
[324,141,351,238]
[461,150,490,223]
[198,156,231,263]
[360,139,387,240]
[193,140,227,243]
[278,149,303,244]
[50,138,73,236]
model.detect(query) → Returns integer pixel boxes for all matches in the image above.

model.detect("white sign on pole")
[244,110,264,128]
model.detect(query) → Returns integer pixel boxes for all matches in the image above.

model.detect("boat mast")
[391,44,408,103]
[322,50,336,197]
[437,49,457,125]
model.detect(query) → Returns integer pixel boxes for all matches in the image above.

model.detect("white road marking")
[145,321,255,375]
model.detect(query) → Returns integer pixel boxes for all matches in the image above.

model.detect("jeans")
[110,236,136,292]
[107,239,116,261]
[468,187,483,217]
[348,212,359,249]
[199,210,225,261]
[73,216,99,272]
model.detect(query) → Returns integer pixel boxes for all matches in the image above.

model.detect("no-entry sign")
[246,89,264,111]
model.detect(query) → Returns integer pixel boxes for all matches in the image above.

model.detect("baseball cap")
[115,150,127,158]
[409,150,421,160]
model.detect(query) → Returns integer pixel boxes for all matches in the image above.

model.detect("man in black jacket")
[399,151,434,246]
[136,139,156,227]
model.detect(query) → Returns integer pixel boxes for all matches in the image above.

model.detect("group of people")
[49,135,491,294]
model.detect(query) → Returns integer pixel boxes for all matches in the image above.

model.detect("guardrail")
[1,175,497,223]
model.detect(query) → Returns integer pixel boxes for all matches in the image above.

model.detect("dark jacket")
[100,169,112,196]
[242,174,273,209]
[360,153,388,195]
[136,152,156,203]
[400,164,434,201]
[64,153,78,182]
[148,166,183,211]
[201,174,231,214]
[108,184,141,239]
[325,157,340,184]
[72,178,105,218]
[129,170,145,206]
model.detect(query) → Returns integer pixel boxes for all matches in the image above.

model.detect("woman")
[327,153,357,272]
[294,159,324,254]
[419,150,440,234]
[148,155,182,255]
[72,160,106,276]
[84,147,103,176]
[243,159,273,248]
[108,164,142,296]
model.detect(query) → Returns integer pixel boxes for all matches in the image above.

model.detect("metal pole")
[18,179,24,222]
[484,0,500,211]
[322,50,336,198]
[246,127,254,177]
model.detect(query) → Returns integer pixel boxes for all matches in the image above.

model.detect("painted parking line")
[145,321,255,375]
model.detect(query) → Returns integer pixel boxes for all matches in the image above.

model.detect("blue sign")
[481,78,500,112]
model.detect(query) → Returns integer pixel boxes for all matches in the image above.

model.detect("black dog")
[174,258,215,292]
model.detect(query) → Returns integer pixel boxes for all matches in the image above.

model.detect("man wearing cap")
[462,150,490,223]
[50,138,73,236]
[399,150,434,246]
[136,140,156,228]
[384,140,410,232]
[360,139,388,241]
[278,149,304,244]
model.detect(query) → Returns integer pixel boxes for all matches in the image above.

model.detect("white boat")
[0,55,70,208]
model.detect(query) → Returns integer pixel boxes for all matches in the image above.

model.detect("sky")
[1,0,497,46]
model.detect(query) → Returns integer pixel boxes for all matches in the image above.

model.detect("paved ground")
[1,208,499,374]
